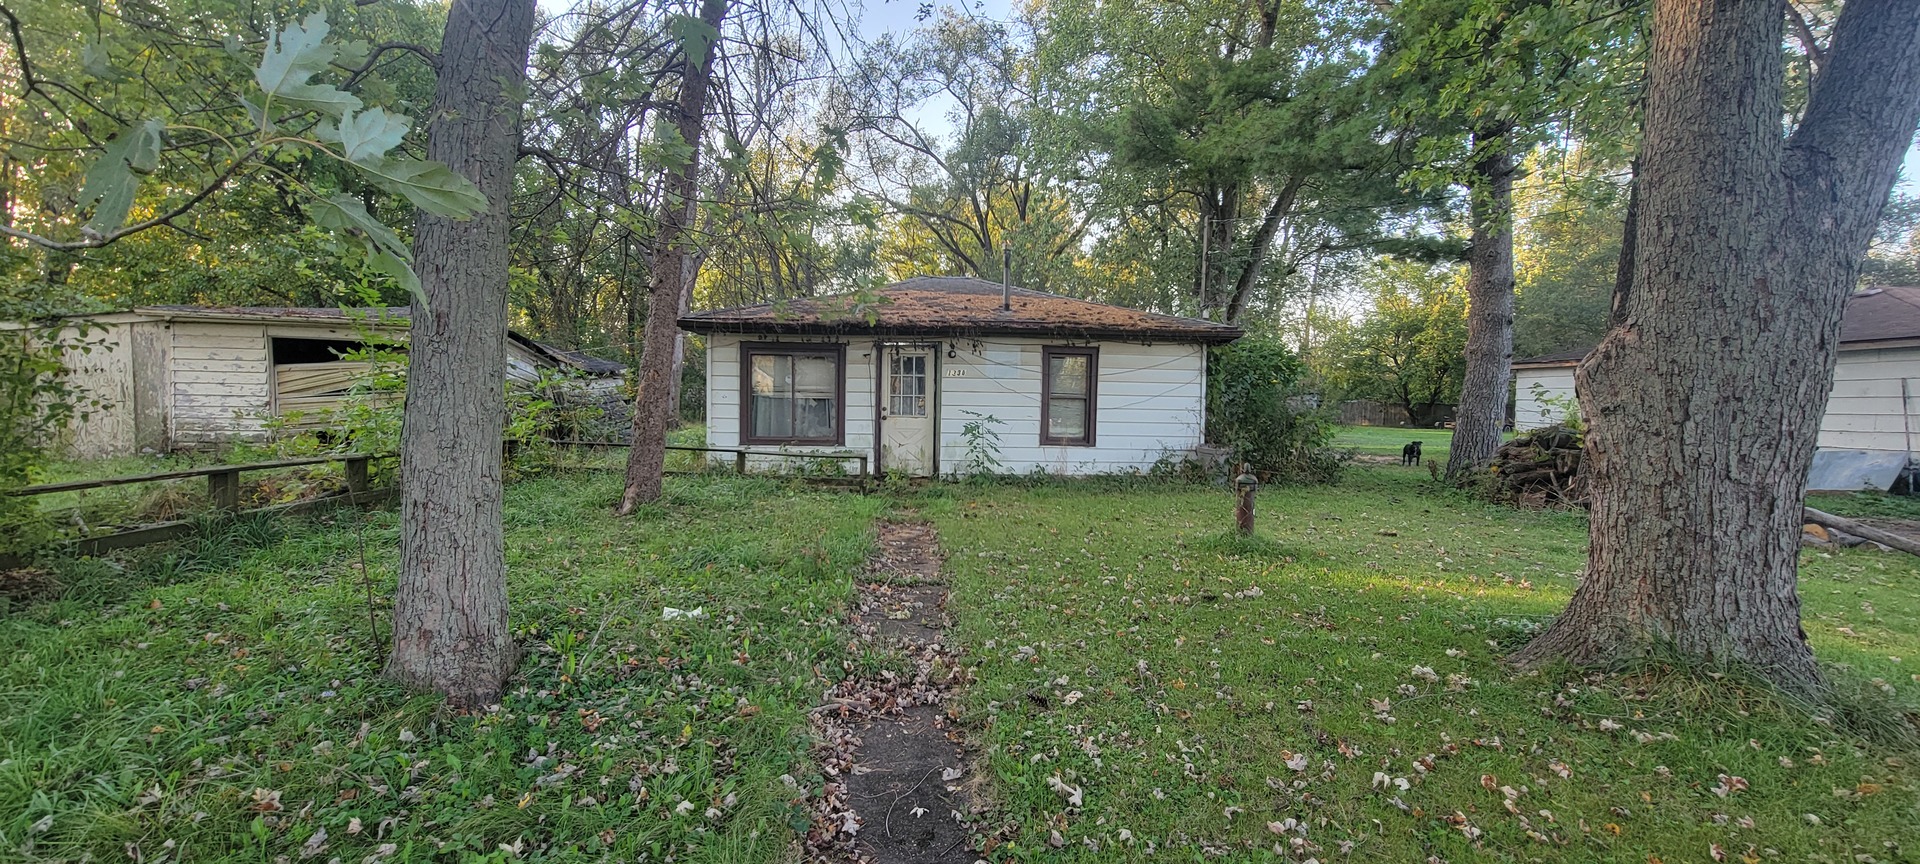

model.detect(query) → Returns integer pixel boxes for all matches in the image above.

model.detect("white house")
[1513,285,1920,488]
[678,276,1243,476]
[33,306,621,457]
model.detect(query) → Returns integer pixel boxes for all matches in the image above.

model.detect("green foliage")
[1206,338,1343,483]
[1378,0,1646,196]
[6,5,472,306]
[953,410,1006,481]
[1513,148,1628,358]
[0,325,94,560]
[1317,259,1469,423]
[75,119,167,233]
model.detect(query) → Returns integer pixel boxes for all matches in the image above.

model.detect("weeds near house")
[956,409,1006,480]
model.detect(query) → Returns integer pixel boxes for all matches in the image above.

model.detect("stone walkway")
[807,519,977,863]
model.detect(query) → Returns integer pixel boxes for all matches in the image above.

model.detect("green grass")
[7,462,1920,862]
[1331,424,1457,455]
[2,469,884,862]
[921,470,1920,862]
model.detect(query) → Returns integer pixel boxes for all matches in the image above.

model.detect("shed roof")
[1514,285,1920,368]
[678,276,1244,344]
[129,305,626,375]
[136,305,412,326]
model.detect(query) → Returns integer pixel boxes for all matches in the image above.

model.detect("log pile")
[1487,424,1585,508]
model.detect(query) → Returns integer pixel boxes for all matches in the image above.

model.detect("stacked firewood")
[1487,424,1586,508]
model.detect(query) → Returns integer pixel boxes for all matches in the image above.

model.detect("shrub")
[1206,338,1345,484]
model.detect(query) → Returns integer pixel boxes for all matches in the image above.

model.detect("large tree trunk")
[388,0,537,706]
[1514,0,1920,695]
[619,0,727,514]
[1445,126,1515,481]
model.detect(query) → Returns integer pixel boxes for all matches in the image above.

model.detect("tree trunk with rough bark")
[619,0,727,514]
[1445,127,1515,482]
[1514,0,1920,695]
[388,0,537,706]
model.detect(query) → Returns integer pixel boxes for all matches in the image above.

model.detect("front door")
[881,348,934,476]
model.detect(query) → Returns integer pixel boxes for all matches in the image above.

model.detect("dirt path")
[807,519,977,863]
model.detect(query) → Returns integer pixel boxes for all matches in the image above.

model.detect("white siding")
[1512,367,1577,431]
[170,322,272,447]
[937,337,1205,475]
[703,334,1207,476]
[705,334,876,473]
[1819,346,1920,453]
[1514,347,1920,455]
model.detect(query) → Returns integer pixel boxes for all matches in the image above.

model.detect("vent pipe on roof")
[1001,245,1012,312]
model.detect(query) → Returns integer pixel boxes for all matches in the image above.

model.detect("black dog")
[1401,440,1423,466]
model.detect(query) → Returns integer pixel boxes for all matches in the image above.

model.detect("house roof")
[1514,285,1920,368]
[678,276,1245,344]
[529,341,627,376]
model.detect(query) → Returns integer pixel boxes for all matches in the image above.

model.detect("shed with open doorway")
[31,306,623,457]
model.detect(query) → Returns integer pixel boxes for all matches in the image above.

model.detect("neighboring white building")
[679,276,1242,476]
[1513,286,1920,488]
[32,306,621,458]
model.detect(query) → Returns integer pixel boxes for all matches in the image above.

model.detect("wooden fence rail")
[553,440,871,479]
[10,452,397,556]
[9,442,869,560]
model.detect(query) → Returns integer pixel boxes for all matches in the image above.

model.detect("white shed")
[39,306,617,457]
[1513,286,1920,485]
[679,277,1242,476]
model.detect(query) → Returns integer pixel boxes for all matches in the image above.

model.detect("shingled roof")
[678,276,1244,344]
[1515,285,1920,367]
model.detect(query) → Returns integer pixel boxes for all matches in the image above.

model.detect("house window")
[1041,346,1097,446]
[743,344,843,444]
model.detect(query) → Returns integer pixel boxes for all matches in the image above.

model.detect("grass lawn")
[1331,424,1457,455]
[924,470,1920,862]
[5,464,1919,862]
[3,470,883,862]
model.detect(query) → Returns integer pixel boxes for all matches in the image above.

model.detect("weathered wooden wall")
[169,321,271,448]
[55,320,138,458]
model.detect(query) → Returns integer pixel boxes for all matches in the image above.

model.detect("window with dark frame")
[1041,346,1097,446]
[742,343,844,445]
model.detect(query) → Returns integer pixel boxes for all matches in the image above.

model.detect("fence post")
[345,456,370,497]
[208,469,240,512]
[734,450,748,475]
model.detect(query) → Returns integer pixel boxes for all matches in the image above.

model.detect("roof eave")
[677,318,1242,345]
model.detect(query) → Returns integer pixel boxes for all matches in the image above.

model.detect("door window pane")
[890,354,928,417]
